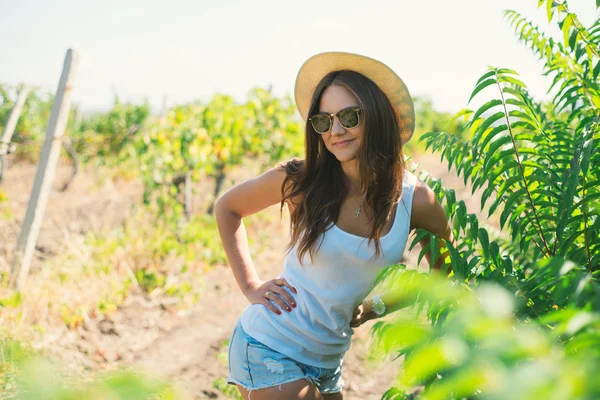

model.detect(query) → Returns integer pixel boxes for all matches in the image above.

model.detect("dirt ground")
[0,151,494,399]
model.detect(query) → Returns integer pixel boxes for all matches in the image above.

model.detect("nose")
[331,115,346,136]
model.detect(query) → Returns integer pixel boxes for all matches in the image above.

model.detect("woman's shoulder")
[412,178,436,209]
[402,170,434,210]
[406,172,449,234]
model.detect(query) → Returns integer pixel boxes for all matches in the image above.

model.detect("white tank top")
[240,170,418,368]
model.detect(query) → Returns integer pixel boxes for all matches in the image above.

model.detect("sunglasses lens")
[339,108,359,128]
[311,115,331,133]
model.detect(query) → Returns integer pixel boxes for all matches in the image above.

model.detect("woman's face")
[317,84,364,163]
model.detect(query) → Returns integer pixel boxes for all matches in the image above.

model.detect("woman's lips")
[333,138,355,147]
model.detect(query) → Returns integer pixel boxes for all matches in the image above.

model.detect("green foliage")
[213,377,243,399]
[0,84,54,160]
[132,87,303,218]
[374,270,600,400]
[0,292,22,308]
[212,338,243,399]
[82,206,226,299]
[0,336,32,394]
[417,38,599,318]
[376,1,600,398]
[72,97,151,162]
[0,189,12,220]
[0,336,181,399]
[405,97,467,154]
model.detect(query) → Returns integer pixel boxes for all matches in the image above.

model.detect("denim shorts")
[226,318,344,396]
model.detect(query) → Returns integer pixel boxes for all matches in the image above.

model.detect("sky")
[0,0,597,116]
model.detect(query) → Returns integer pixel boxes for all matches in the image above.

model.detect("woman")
[215,51,452,400]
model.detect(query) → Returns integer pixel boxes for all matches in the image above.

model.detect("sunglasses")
[308,106,362,134]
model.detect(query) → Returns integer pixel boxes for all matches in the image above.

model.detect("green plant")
[404,96,467,154]
[373,270,600,400]
[0,336,181,399]
[0,189,12,220]
[0,84,54,161]
[132,87,303,219]
[213,377,243,400]
[212,338,243,399]
[376,1,600,398]
[72,97,150,163]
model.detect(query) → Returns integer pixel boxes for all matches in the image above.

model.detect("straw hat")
[294,51,415,144]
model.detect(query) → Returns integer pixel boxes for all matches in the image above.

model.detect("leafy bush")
[132,87,303,218]
[72,97,151,163]
[373,270,600,400]
[0,84,54,161]
[376,1,600,398]
[404,96,467,154]
[0,336,181,399]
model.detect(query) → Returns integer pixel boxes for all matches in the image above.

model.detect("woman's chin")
[333,152,358,162]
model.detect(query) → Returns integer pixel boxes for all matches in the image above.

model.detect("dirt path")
[0,159,143,274]
[1,152,492,399]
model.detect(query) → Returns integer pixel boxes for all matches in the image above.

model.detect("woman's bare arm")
[410,179,454,273]
[351,179,454,326]
[214,162,298,315]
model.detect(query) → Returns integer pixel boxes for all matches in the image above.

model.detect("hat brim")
[294,51,415,144]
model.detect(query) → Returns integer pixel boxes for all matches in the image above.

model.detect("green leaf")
[560,14,574,48]
[468,78,497,104]
[473,112,506,146]
[497,68,520,76]
[505,98,529,110]
[472,99,503,122]
[500,187,528,228]
[593,61,600,81]
[581,138,594,175]
[430,234,439,271]
[499,75,528,89]
[484,148,515,178]
[478,228,490,258]
[474,70,497,87]
[410,229,431,252]
[502,86,526,101]
[568,28,580,51]
[509,110,537,126]
[418,242,431,267]
[0,292,23,308]
[495,175,522,201]
[446,241,463,278]
[480,126,510,155]
[557,149,583,254]
[487,160,519,189]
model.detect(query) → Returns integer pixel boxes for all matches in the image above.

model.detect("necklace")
[350,194,364,218]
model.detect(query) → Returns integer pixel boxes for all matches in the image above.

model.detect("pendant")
[355,207,361,218]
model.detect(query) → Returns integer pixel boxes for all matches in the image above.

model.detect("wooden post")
[0,87,31,156]
[10,49,79,290]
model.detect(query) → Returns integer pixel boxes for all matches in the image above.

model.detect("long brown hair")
[280,70,406,265]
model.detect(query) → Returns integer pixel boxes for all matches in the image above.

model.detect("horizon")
[1,0,597,116]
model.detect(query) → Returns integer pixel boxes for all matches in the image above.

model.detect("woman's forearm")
[362,289,412,320]
[215,201,261,297]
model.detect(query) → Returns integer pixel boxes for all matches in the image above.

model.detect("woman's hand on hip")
[244,278,298,315]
